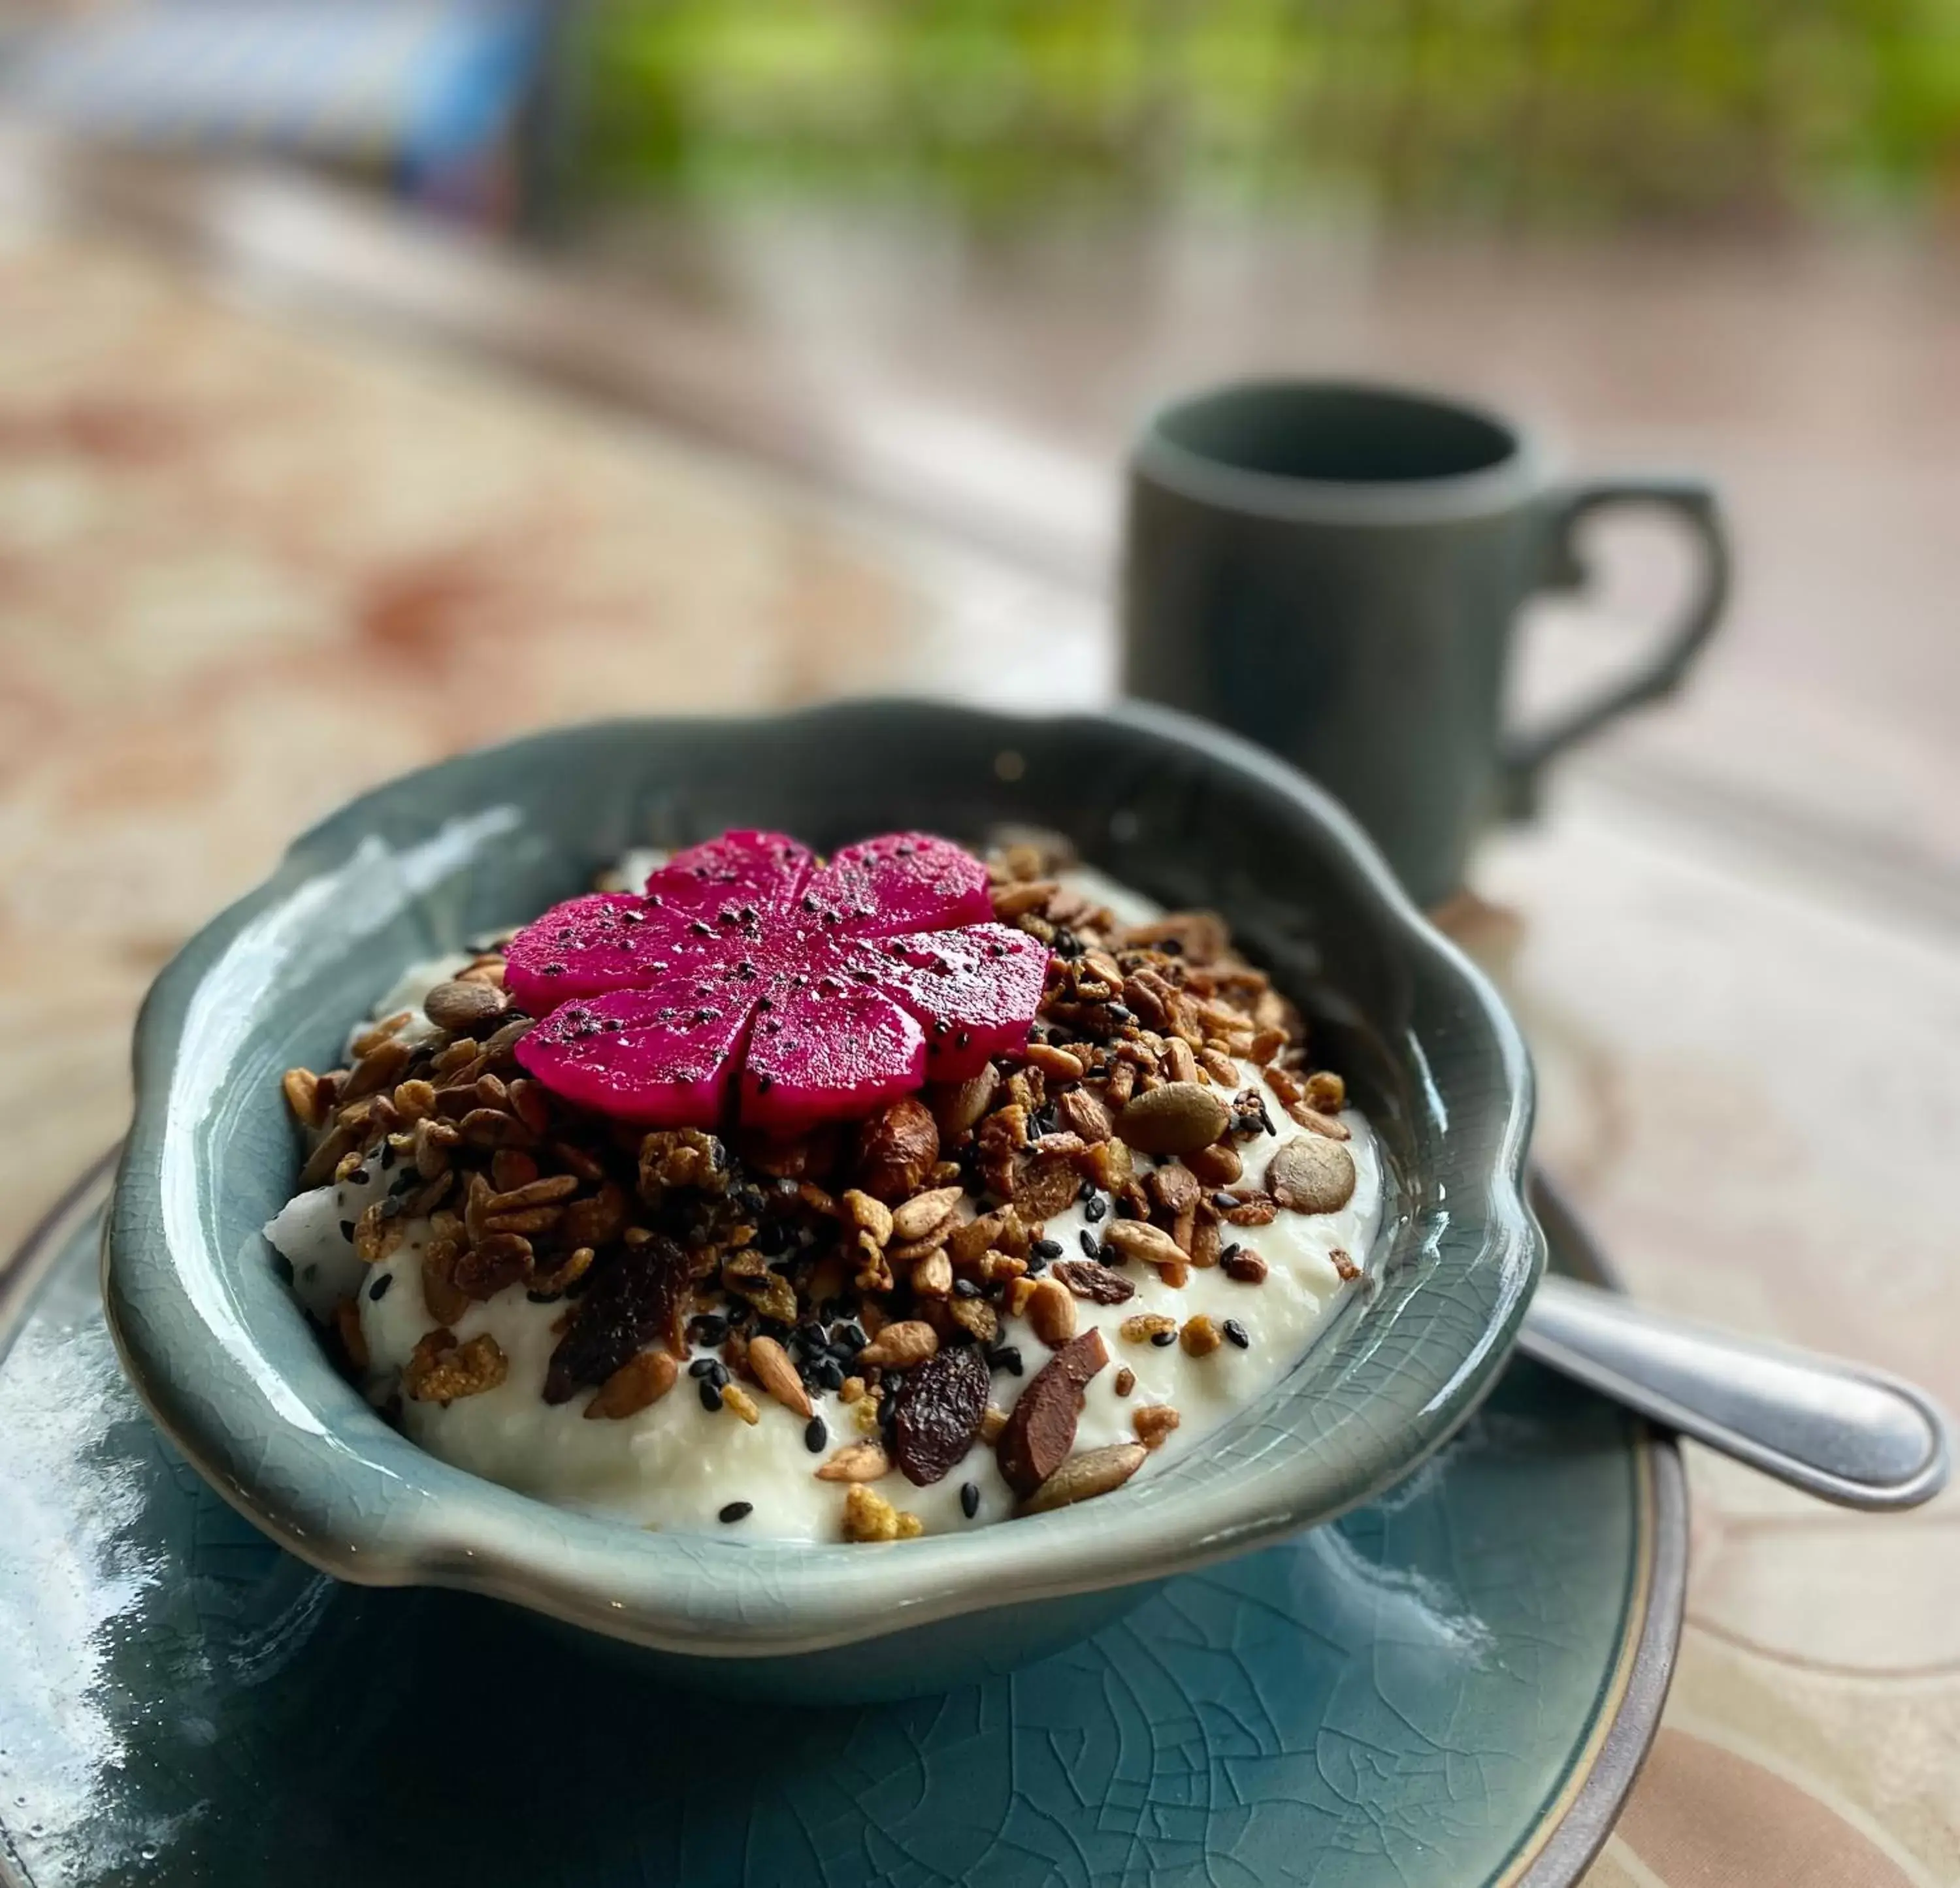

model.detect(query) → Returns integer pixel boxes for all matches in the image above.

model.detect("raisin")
[1049,1258,1137,1305]
[542,1233,689,1404]
[889,1343,990,1488]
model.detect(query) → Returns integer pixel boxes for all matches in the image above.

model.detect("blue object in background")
[1,0,557,222]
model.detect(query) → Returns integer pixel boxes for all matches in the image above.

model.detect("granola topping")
[266,837,1379,1542]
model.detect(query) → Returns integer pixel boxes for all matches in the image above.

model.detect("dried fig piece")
[542,1233,690,1404]
[995,1327,1108,1495]
[853,1096,940,1201]
[889,1343,990,1487]
[1049,1259,1136,1305]
[1011,1154,1081,1224]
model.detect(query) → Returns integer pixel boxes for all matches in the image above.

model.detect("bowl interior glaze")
[105,701,1539,1665]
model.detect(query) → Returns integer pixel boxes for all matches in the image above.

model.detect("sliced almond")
[1100,1220,1188,1269]
[911,1248,955,1297]
[1023,1277,1078,1348]
[1026,1043,1086,1083]
[815,1439,892,1482]
[890,1184,964,1245]
[282,1067,325,1130]
[857,1320,939,1369]
[747,1335,813,1418]
[583,1349,678,1420]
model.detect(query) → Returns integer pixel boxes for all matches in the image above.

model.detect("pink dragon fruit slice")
[841,922,1051,1081]
[801,831,994,937]
[736,981,927,1131]
[507,829,1047,1130]
[503,892,706,1015]
[644,829,813,931]
[513,969,759,1127]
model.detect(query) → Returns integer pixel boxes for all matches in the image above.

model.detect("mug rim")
[1134,376,1546,525]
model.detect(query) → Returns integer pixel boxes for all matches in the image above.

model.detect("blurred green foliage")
[574,0,1960,225]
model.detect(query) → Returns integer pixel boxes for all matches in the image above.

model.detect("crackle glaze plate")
[0,1160,1682,1888]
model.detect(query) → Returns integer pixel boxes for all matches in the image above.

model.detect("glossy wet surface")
[0,1176,1652,1888]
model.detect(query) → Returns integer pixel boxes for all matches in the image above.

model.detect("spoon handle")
[1519,1273,1951,1509]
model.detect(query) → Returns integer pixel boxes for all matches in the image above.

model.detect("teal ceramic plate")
[0,1158,1682,1888]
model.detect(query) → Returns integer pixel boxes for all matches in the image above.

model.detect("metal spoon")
[1523,1173,1950,1510]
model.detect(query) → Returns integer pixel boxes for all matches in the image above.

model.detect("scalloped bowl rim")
[104,700,1541,1659]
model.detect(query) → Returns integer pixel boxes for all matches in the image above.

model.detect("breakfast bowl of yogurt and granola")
[105,702,1537,1699]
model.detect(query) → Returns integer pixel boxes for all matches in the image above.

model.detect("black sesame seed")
[953,1278,981,1298]
[817,1360,845,1392]
[719,1501,753,1524]
[689,1357,718,1378]
[698,1378,725,1412]
[368,1272,393,1301]
[1032,1238,1062,1260]
[988,1345,1024,1377]
[1077,1177,1096,1200]
[960,1482,981,1520]
[1212,1192,1240,1213]
[379,1143,397,1170]
[1108,1003,1134,1025]
[1151,1329,1177,1348]
[1085,1196,1107,1222]
[1079,1229,1102,1258]
[1223,1319,1250,1350]
[1221,1243,1243,1262]
[346,1168,370,1186]
[804,1416,828,1453]
[339,1220,355,1241]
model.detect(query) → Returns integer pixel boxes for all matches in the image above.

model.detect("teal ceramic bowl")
[104,700,1541,1701]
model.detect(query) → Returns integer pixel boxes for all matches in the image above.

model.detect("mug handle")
[1500,476,1730,817]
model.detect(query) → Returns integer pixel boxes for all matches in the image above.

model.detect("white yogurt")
[267,873,1382,1540]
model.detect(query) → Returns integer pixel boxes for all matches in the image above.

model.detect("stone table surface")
[1,177,1957,1888]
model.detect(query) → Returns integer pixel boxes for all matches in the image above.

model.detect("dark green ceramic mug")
[1122,379,1729,907]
